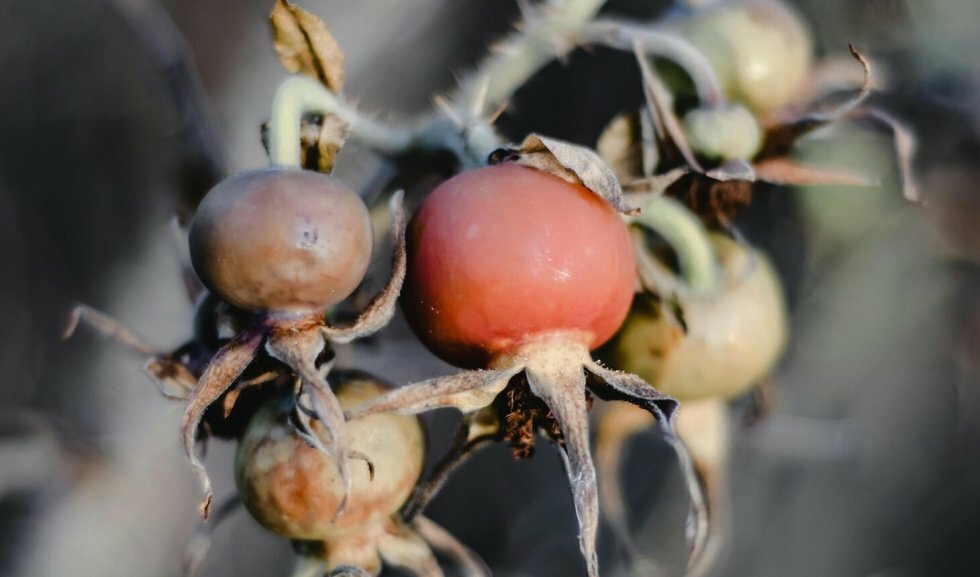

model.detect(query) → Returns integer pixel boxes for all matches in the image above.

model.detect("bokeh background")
[1,0,979,576]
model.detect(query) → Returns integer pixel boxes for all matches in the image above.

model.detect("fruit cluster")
[68,1,918,576]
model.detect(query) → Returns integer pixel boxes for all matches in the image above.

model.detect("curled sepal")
[414,516,491,577]
[270,0,345,92]
[524,364,599,577]
[401,413,500,522]
[759,45,872,160]
[847,108,922,204]
[491,134,637,215]
[181,325,267,519]
[584,362,708,567]
[345,367,522,420]
[705,159,756,183]
[183,495,241,577]
[323,190,406,344]
[266,327,352,521]
[377,522,443,577]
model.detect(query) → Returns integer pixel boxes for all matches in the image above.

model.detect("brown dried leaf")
[753,157,878,187]
[322,190,406,343]
[495,134,636,215]
[270,0,345,92]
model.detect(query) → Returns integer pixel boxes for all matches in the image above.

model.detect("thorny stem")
[628,195,718,294]
[453,0,607,115]
[578,20,725,107]
[269,75,414,168]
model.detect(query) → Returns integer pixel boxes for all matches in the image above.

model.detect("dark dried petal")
[181,325,267,519]
[414,515,492,577]
[524,364,598,577]
[270,0,345,92]
[323,191,406,344]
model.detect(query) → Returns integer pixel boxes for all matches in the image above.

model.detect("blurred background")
[1,0,979,576]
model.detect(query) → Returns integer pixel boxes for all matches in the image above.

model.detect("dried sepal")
[183,495,242,577]
[847,108,922,203]
[401,416,499,522]
[265,328,353,520]
[63,304,155,356]
[491,134,637,215]
[705,159,756,183]
[753,157,878,187]
[345,367,522,419]
[376,522,442,577]
[524,364,599,577]
[145,358,197,400]
[633,43,704,173]
[181,325,267,519]
[413,516,492,577]
[759,45,872,159]
[270,0,345,92]
[322,191,406,344]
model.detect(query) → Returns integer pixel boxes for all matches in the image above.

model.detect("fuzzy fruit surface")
[402,163,637,369]
[235,375,424,541]
[189,168,373,314]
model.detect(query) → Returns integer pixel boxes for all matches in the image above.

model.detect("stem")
[453,0,607,115]
[269,75,413,168]
[628,195,718,293]
[579,19,725,107]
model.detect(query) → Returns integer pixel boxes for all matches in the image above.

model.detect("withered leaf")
[270,0,345,92]
[495,133,636,215]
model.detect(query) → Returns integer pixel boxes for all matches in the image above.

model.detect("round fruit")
[401,163,637,369]
[603,234,787,401]
[189,168,373,314]
[682,0,813,114]
[682,104,763,161]
[235,372,425,541]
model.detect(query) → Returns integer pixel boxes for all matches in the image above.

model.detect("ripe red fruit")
[402,163,637,368]
[189,168,373,314]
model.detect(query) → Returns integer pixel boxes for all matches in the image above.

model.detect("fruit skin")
[602,235,787,401]
[681,0,813,114]
[682,104,762,161]
[401,163,637,369]
[189,168,373,314]
[234,372,425,542]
